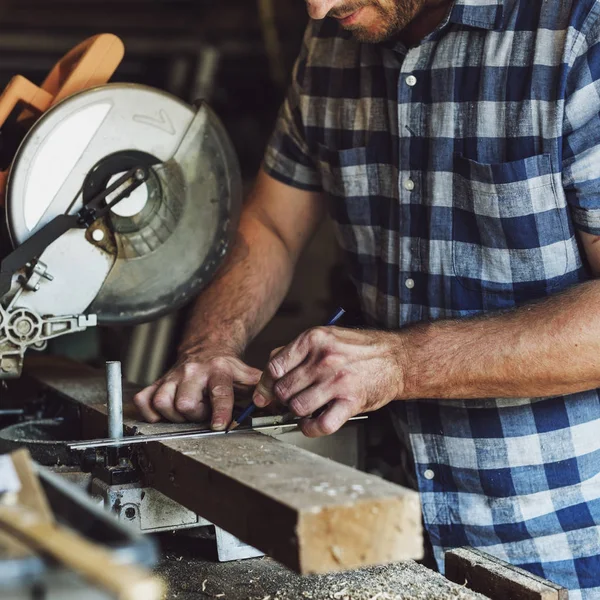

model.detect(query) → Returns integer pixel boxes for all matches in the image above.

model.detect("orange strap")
[0,34,124,208]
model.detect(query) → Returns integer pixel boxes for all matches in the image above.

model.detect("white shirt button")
[424,469,435,480]
[404,178,415,191]
[406,75,417,87]
[405,278,415,289]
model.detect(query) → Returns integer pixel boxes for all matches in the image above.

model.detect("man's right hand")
[133,352,262,430]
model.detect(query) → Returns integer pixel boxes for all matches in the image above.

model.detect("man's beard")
[329,0,423,43]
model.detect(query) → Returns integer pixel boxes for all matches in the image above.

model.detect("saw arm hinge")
[0,166,149,379]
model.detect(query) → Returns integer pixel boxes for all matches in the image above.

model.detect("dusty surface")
[156,535,488,600]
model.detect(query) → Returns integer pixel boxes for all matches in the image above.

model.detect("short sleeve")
[262,22,322,192]
[563,8,600,235]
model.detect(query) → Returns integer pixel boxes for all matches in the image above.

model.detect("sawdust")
[261,561,488,600]
[156,535,489,600]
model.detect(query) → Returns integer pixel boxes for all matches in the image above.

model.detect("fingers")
[151,381,187,423]
[231,361,262,386]
[300,399,355,438]
[267,329,323,379]
[133,382,162,423]
[288,384,332,417]
[174,378,210,422]
[133,355,258,425]
[208,371,235,430]
[253,371,276,407]
[253,347,283,408]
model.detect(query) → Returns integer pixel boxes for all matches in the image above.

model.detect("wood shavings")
[157,547,489,600]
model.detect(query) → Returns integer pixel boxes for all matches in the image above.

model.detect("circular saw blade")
[5,84,242,324]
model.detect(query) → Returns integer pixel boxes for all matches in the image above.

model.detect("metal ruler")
[68,415,368,451]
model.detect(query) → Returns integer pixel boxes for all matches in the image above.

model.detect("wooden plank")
[145,433,422,574]
[445,548,569,600]
[22,357,424,574]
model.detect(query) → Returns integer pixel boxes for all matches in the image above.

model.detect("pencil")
[225,307,346,433]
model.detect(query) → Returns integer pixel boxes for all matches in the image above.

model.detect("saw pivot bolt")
[91,229,105,242]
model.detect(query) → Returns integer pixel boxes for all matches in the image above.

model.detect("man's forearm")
[401,280,600,400]
[178,210,295,358]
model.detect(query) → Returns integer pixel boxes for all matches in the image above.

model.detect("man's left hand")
[252,327,405,437]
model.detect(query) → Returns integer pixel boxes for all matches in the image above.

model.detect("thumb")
[231,360,262,385]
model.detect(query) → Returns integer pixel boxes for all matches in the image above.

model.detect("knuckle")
[307,326,327,345]
[320,353,341,370]
[175,397,196,413]
[268,357,285,379]
[333,370,351,387]
[289,397,311,417]
[132,392,145,407]
[320,419,338,436]
[211,385,232,399]
[152,393,172,410]
[274,379,291,401]
[181,362,202,378]
[208,357,229,372]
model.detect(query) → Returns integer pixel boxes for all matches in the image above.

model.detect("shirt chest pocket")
[452,153,572,298]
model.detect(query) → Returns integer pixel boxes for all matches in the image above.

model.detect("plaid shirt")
[263,0,600,597]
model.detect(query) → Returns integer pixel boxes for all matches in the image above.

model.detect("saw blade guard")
[5,84,242,325]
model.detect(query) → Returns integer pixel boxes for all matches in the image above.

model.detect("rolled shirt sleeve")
[262,23,322,192]
[563,8,600,235]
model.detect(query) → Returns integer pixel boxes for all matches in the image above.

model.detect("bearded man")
[134,1,600,595]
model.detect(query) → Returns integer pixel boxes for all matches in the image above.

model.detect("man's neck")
[399,0,454,47]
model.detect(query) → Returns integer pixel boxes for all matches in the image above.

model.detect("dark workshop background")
[1,0,401,485]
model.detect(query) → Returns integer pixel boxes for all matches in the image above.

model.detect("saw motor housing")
[0,35,242,378]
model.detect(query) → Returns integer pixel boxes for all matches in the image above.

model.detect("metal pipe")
[106,361,123,440]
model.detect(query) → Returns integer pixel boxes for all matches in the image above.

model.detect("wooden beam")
[445,548,568,600]
[22,357,423,574]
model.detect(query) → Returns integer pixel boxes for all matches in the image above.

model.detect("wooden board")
[22,357,423,574]
[445,548,568,600]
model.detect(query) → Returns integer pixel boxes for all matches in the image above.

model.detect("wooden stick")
[0,506,165,600]
[0,449,165,600]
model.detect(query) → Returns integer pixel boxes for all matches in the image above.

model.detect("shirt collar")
[377,0,505,53]
[448,0,505,31]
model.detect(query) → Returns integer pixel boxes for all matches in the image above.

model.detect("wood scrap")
[445,547,568,600]
[0,449,165,600]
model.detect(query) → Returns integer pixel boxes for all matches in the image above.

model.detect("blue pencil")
[225,307,346,433]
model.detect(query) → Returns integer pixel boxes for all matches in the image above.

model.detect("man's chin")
[343,24,394,43]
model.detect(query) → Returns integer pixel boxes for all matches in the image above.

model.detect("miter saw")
[0,34,242,379]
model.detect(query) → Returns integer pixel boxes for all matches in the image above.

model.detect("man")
[134,0,600,595]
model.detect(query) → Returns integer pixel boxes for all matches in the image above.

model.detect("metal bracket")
[91,479,263,561]
[0,304,96,378]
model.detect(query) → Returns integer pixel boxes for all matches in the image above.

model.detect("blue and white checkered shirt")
[263,0,600,597]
